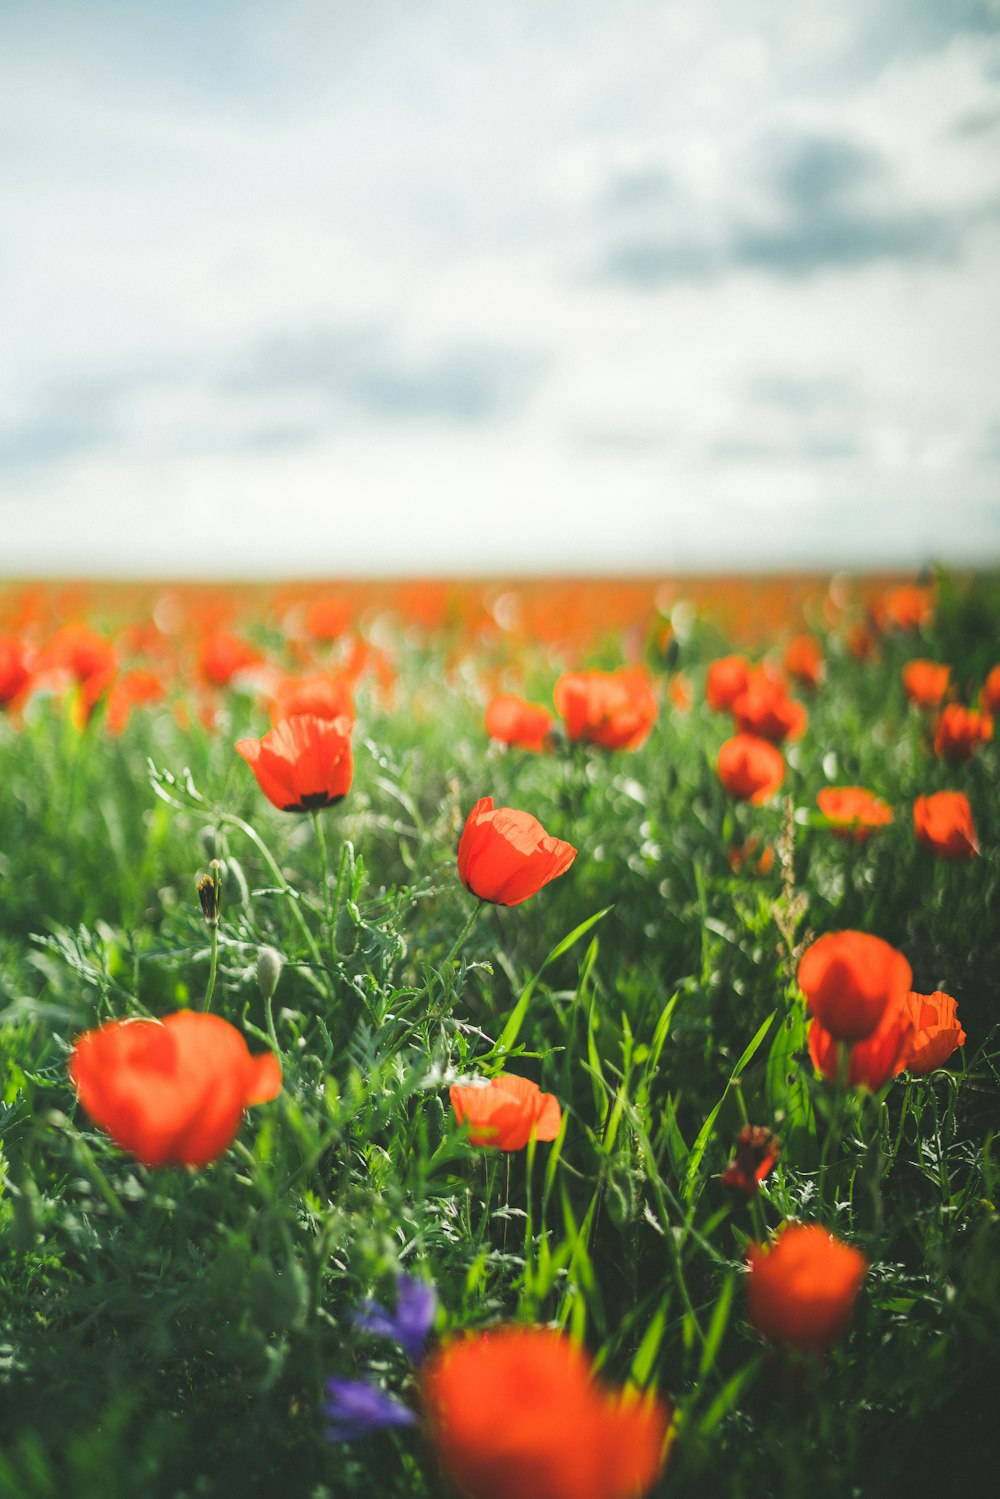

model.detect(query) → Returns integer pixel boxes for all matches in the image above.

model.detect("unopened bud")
[197,861,222,926]
[256,946,283,1001]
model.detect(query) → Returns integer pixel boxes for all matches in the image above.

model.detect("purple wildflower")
[352,1274,438,1363]
[323,1378,416,1443]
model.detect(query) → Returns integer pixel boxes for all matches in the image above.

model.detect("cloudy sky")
[2,0,999,576]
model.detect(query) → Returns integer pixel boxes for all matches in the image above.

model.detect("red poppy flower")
[717,734,785,805]
[236,714,353,811]
[0,637,30,707]
[981,664,1000,716]
[457,797,576,905]
[485,695,555,752]
[746,1223,868,1354]
[553,668,658,751]
[731,673,807,743]
[721,1124,779,1194]
[816,787,893,841]
[104,668,166,736]
[305,594,352,641]
[450,1075,562,1151]
[913,791,979,861]
[901,659,950,709]
[420,1325,670,1499]
[38,622,117,684]
[269,673,355,726]
[798,931,912,1043]
[932,704,993,761]
[807,997,914,1090]
[69,1012,281,1167]
[882,584,934,632]
[783,634,824,689]
[198,629,264,689]
[705,654,751,713]
[899,990,966,1075]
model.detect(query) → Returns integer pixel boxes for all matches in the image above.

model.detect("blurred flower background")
[1,0,998,577]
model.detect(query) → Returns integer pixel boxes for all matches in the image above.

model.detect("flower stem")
[204,924,218,1012]
[312,809,338,976]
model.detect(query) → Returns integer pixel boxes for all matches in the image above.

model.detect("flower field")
[0,571,998,1498]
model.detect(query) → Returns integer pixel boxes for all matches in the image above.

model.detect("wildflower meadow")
[0,571,997,1498]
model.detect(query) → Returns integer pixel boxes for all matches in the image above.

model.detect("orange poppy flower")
[783,634,824,689]
[882,584,934,632]
[981,664,1000,716]
[731,673,807,744]
[913,791,979,861]
[104,667,166,736]
[746,1223,868,1354]
[305,594,352,641]
[716,734,785,805]
[721,1124,779,1195]
[450,1075,562,1150]
[553,668,658,751]
[269,673,355,726]
[798,931,912,1043]
[485,695,555,752]
[457,797,577,905]
[420,1325,670,1499]
[0,636,30,707]
[69,1012,281,1167]
[38,622,117,684]
[705,654,751,713]
[932,703,993,761]
[197,629,264,689]
[901,659,950,709]
[899,991,966,1075]
[816,787,893,841]
[727,837,775,876]
[236,714,353,811]
[807,995,914,1090]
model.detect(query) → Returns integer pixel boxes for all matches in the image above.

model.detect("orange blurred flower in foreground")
[705,654,751,713]
[899,991,966,1075]
[269,673,355,726]
[717,734,784,805]
[457,797,577,905]
[731,673,807,743]
[783,634,824,689]
[747,1223,868,1354]
[808,998,914,1090]
[901,659,950,709]
[236,714,353,811]
[554,668,658,751]
[913,791,979,861]
[981,664,1000,715]
[420,1325,670,1499]
[450,1075,562,1150]
[932,703,993,761]
[798,931,912,1043]
[816,786,893,841]
[485,694,555,752]
[70,1012,281,1167]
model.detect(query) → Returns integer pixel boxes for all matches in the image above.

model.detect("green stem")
[204,924,218,1011]
[444,901,484,968]
[312,810,337,975]
[220,810,326,980]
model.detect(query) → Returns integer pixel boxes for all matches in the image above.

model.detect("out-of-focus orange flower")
[721,1124,779,1194]
[807,996,914,1090]
[731,673,807,743]
[485,695,555,752]
[198,629,264,689]
[717,734,784,805]
[236,714,353,812]
[783,635,824,689]
[553,668,658,751]
[816,787,893,841]
[38,622,117,684]
[420,1325,670,1499]
[798,931,912,1043]
[883,584,933,632]
[668,672,692,713]
[70,1012,281,1167]
[727,837,774,876]
[269,673,355,726]
[913,791,979,860]
[450,1075,562,1150]
[305,595,352,641]
[901,659,950,709]
[705,654,751,713]
[933,703,993,761]
[105,668,167,735]
[746,1224,867,1354]
[899,991,966,1075]
[0,637,30,707]
[457,797,577,905]
[981,664,1000,716]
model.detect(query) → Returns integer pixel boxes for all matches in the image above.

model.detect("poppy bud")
[197,863,222,927]
[256,946,284,1002]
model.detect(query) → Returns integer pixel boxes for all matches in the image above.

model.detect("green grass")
[1,571,998,1498]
